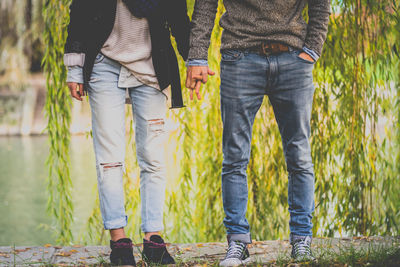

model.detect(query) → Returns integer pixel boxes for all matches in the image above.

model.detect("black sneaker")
[219,240,251,267]
[290,235,315,262]
[110,238,136,266]
[142,235,175,265]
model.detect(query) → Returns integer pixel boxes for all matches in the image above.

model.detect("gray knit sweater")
[188,0,331,60]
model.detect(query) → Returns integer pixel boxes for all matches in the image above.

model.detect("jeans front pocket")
[221,49,244,63]
[293,50,315,64]
[94,53,105,64]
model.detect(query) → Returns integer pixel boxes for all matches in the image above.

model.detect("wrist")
[186,59,208,67]
[302,46,319,62]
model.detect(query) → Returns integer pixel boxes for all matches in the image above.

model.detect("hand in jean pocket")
[298,52,315,63]
[68,82,85,101]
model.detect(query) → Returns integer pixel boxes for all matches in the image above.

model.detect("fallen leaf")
[70,249,79,253]
[44,244,52,248]
[196,244,204,247]
[56,251,73,257]
[15,249,29,253]
[73,244,82,248]
[54,246,62,249]
[183,247,192,251]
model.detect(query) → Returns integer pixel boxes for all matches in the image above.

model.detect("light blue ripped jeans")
[87,54,168,232]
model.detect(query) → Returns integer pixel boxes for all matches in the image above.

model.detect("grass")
[272,242,400,267]
[128,242,400,267]
[1,239,399,266]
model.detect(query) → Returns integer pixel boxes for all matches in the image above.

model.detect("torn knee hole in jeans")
[148,119,165,134]
[100,162,123,170]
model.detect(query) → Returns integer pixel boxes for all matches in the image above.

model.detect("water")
[0,135,97,246]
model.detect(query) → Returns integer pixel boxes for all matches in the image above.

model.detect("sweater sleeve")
[187,0,219,61]
[304,0,331,57]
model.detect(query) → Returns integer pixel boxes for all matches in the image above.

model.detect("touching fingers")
[190,88,194,101]
[195,81,201,100]
[186,70,192,88]
[202,72,208,84]
[208,68,215,76]
[189,74,203,89]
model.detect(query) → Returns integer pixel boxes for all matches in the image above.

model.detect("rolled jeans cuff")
[66,66,84,84]
[103,216,128,230]
[227,233,252,244]
[141,220,164,233]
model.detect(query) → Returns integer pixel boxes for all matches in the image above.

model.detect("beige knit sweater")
[101,0,159,89]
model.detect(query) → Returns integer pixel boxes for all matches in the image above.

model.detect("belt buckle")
[261,42,280,56]
[261,42,272,56]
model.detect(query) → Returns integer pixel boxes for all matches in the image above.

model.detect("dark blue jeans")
[220,49,315,244]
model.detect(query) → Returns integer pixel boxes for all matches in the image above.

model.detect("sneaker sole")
[219,256,251,267]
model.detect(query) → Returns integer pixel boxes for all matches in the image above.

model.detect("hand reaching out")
[186,66,215,100]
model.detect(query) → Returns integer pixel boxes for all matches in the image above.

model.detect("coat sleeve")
[64,0,90,54]
[165,0,190,60]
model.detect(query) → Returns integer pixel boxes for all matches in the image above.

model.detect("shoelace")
[225,241,246,259]
[113,242,133,249]
[293,239,311,257]
[145,240,167,249]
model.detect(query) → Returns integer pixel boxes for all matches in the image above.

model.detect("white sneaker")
[291,235,315,262]
[219,240,251,267]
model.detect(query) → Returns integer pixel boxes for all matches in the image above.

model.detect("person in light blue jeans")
[68,53,168,232]
[74,54,168,233]
[64,0,189,265]
[66,54,174,265]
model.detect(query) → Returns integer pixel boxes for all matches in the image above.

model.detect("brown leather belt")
[249,42,290,56]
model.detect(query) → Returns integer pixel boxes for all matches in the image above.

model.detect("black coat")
[64,0,190,108]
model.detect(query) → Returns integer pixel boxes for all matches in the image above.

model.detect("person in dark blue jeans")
[186,1,330,266]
